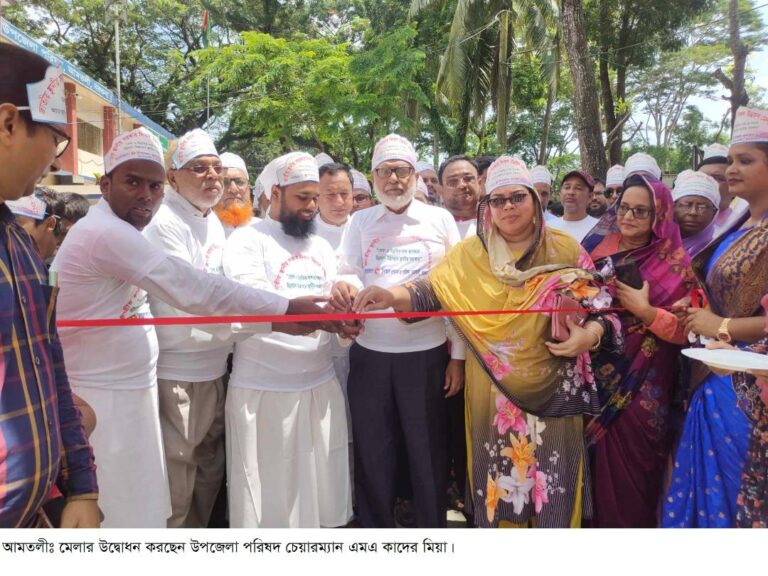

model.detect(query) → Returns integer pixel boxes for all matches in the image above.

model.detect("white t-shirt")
[224,216,337,391]
[143,188,232,382]
[52,199,288,390]
[340,201,461,353]
[314,215,348,253]
[456,219,477,240]
[548,214,598,243]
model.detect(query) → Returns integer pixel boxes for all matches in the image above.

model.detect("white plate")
[681,348,768,372]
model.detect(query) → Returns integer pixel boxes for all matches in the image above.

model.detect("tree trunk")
[728,0,749,123]
[561,0,607,176]
[539,86,554,164]
[598,0,620,167]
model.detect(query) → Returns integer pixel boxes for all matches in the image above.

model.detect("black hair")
[593,177,606,186]
[474,156,497,177]
[0,44,54,130]
[61,191,91,222]
[319,162,353,185]
[438,155,478,184]
[33,187,66,234]
[548,201,564,217]
[696,156,728,170]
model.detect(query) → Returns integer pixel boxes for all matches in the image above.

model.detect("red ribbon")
[56,307,626,328]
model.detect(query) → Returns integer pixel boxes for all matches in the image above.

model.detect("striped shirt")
[0,202,97,527]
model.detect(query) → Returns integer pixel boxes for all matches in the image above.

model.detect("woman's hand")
[353,285,396,313]
[545,317,602,357]
[616,280,656,325]
[684,307,722,339]
[703,340,737,376]
[671,295,692,320]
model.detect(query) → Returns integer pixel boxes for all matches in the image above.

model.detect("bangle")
[586,327,603,351]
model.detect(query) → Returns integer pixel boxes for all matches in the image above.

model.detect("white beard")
[374,180,417,211]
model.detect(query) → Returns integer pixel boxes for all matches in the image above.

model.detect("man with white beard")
[331,134,462,528]
[223,152,354,528]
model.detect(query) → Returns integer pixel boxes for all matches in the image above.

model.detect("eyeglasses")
[488,193,529,209]
[15,108,71,158]
[604,187,621,198]
[183,164,223,176]
[223,177,248,187]
[353,194,371,203]
[374,166,414,179]
[675,201,715,214]
[616,204,654,220]
[445,174,477,188]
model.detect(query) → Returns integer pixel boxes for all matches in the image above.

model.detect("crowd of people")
[2,42,768,531]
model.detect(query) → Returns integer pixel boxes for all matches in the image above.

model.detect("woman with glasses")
[582,175,695,527]
[351,156,621,528]
[663,107,768,528]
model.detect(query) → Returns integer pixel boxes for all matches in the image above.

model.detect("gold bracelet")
[586,327,603,351]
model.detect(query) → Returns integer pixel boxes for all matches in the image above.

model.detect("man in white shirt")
[437,155,479,238]
[351,169,375,213]
[215,151,254,236]
[314,162,354,252]
[331,134,463,528]
[529,165,557,223]
[52,129,339,528]
[223,152,353,528]
[142,129,231,528]
[548,170,599,242]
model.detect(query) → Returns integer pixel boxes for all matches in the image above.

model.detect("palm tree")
[411,0,560,150]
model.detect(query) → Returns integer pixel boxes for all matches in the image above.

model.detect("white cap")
[416,176,429,197]
[22,65,66,125]
[702,143,728,161]
[7,195,48,221]
[351,169,371,194]
[730,107,768,146]
[605,164,625,188]
[104,127,164,174]
[256,152,319,201]
[253,179,265,200]
[529,165,552,186]
[485,156,533,195]
[672,169,721,208]
[416,160,436,174]
[314,152,335,167]
[171,129,218,169]
[220,152,249,180]
[625,152,661,180]
[372,134,418,169]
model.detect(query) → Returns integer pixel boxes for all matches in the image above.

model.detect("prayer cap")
[730,107,768,146]
[416,176,429,197]
[171,129,218,169]
[529,165,553,186]
[18,64,66,126]
[485,156,533,195]
[624,152,661,180]
[315,152,335,167]
[605,165,625,188]
[351,169,371,194]
[702,143,728,162]
[371,134,418,170]
[416,160,437,174]
[220,152,249,180]
[104,127,164,175]
[256,152,319,201]
[7,194,48,221]
[672,169,721,208]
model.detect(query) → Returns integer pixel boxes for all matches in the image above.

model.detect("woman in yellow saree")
[353,157,621,527]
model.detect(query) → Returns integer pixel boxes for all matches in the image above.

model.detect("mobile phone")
[615,260,643,290]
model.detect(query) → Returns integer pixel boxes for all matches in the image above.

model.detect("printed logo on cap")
[351,169,371,194]
[730,107,768,146]
[172,129,219,169]
[104,127,164,174]
[7,195,48,221]
[278,152,320,186]
[24,65,67,125]
[372,134,418,169]
[485,156,533,195]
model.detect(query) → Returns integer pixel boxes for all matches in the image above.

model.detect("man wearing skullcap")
[697,142,748,234]
[215,151,254,236]
[416,160,442,204]
[351,169,375,213]
[529,165,556,223]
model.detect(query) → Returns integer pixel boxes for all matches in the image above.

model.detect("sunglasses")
[488,193,529,209]
[617,204,654,220]
[183,164,224,176]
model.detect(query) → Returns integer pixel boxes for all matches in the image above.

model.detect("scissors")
[690,288,708,309]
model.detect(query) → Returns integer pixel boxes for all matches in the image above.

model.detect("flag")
[202,9,210,48]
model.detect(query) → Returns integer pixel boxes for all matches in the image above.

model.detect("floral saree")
[582,178,695,527]
[409,195,621,527]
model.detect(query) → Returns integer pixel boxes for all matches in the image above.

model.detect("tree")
[411,0,559,150]
[561,0,606,176]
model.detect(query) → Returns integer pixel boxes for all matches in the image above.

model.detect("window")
[77,120,103,156]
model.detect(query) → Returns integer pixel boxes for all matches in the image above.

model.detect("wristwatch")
[716,317,732,343]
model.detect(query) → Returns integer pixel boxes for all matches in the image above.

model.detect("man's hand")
[59,499,100,528]
[274,322,318,336]
[329,281,359,312]
[444,359,465,398]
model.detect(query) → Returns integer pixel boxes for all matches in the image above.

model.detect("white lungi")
[72,384,171,528]
[226,376,352,528]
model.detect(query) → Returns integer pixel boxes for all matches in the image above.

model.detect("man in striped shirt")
[0,44,99,528]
